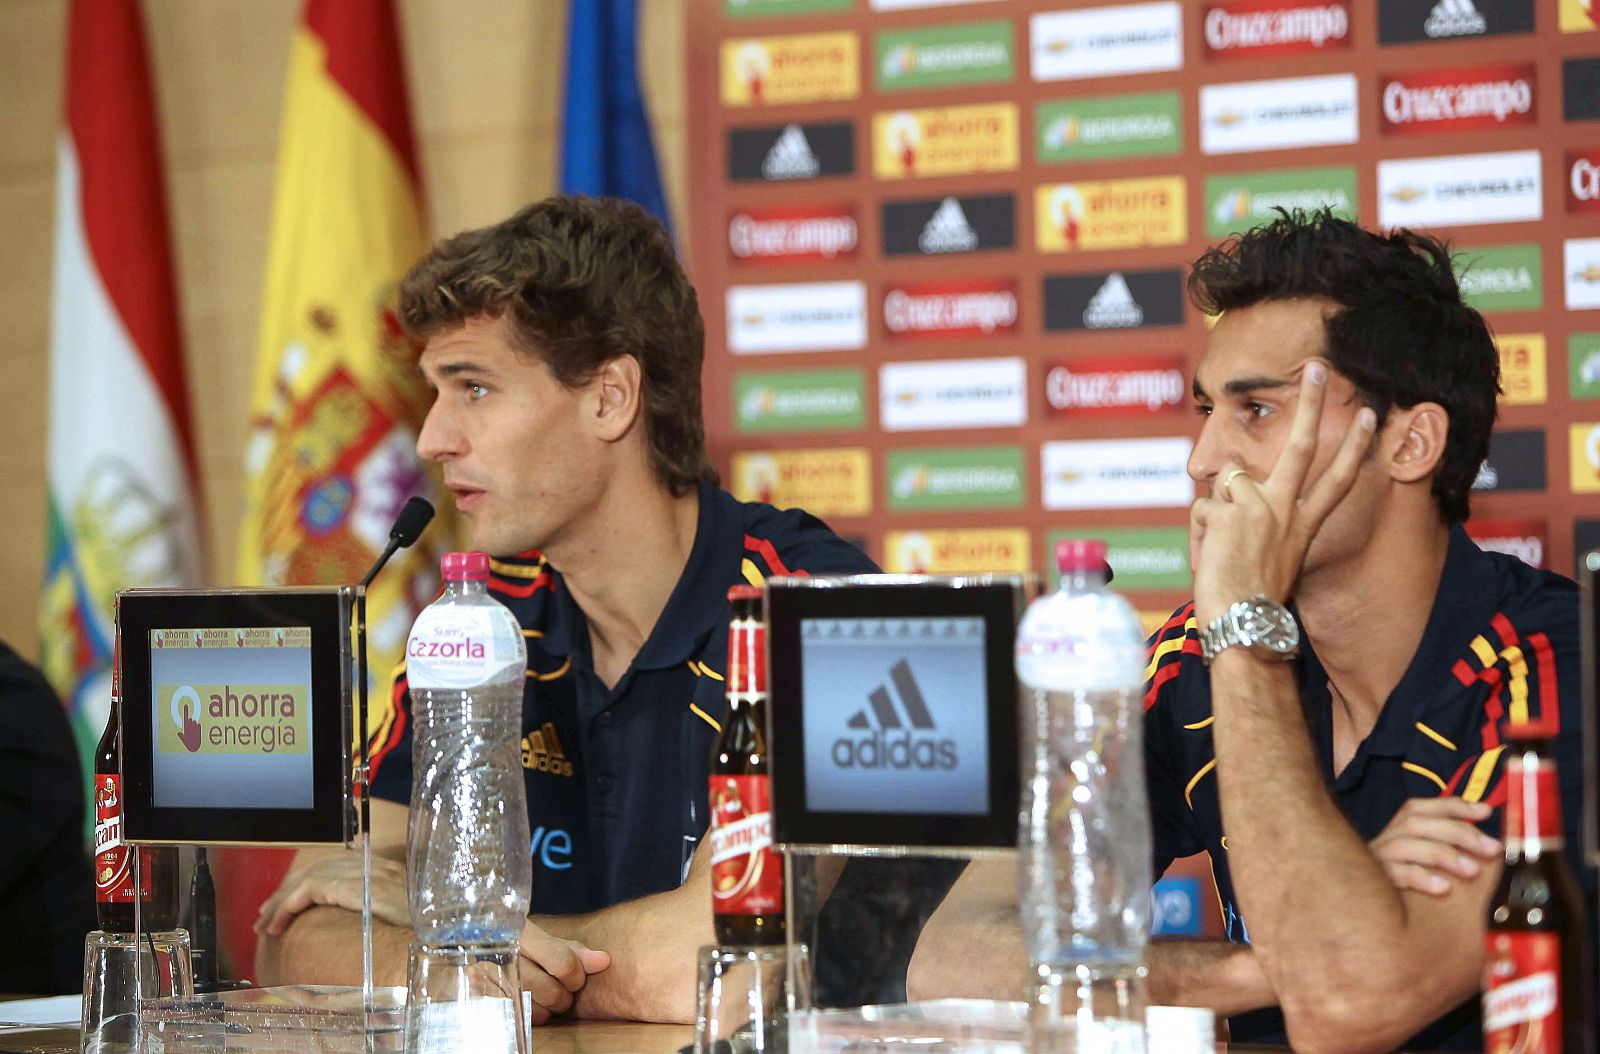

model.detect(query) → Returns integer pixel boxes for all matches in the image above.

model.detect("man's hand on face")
[254,854,412,936]
[1189,360,1377,625]
[518,921,611,1023]
[1369,796,1501,897]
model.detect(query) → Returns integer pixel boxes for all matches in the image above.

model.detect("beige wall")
[0,0,688,662]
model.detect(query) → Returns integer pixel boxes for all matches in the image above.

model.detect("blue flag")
[560,0,673,234]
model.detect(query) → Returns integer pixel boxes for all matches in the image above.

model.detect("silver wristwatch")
[1199,596,1300,666]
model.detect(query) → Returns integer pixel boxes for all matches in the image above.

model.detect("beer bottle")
[1482,723,1595,1054]
[94,640,179,933]
[709,585,784,946]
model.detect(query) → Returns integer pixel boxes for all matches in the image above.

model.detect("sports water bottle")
[1016,539,1151,1053]
[404,551,531,946]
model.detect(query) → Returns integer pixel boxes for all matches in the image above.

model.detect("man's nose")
[416,401,457,461]
[1187,417,1224,487]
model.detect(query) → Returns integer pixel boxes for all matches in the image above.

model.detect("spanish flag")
[225,0,444,979]
[238,0,443,682]
[40,0,204,772]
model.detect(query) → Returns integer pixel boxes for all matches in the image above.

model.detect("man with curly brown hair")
[254,195,876,1022]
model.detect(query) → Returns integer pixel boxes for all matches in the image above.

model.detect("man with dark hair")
[909,210,1593,1052]
[254,196,876,1021]
[0,640,97,994]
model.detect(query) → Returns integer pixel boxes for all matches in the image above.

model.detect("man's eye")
[1193,403,1214,418]
[1246,401,1272,420]
[467,383,489,400]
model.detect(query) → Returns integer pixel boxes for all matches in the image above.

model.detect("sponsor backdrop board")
[686,0,1600,646]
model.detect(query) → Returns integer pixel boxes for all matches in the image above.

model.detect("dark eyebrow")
[1221,374,1295,398]
[431,360,494,379]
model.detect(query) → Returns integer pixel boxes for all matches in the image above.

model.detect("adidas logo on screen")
[763,125,820,180]
[919,198,979,254]
[1425,0,1486,37]
[832,658,958,770]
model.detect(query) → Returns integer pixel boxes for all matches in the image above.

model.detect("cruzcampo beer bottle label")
[1483,931,1562,1053]
[94,774,149,903]
[708,774,781,916]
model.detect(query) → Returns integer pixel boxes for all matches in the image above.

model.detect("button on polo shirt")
[370,481,876,915]
[1143,525,1592,1051]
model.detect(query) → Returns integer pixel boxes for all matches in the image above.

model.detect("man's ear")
[591,354,642,443]
[1386,402,1449,485]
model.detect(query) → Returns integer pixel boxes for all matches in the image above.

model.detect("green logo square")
[1454,244,1543,314]
[886,446,1025,510]
[1570,333,1600,400]
[1204,166,1357,240]
[1037,92,1182,163]
[875,20,1013,91]
[1047,527,1191,592]
[734,369,865,433]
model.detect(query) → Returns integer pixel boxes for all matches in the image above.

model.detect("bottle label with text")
[1483,931,1561,1053]
[94,774,149,903]
[708,775,782,916]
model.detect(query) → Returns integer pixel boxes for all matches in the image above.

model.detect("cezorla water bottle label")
[1016,621,1143,692]
[1483,931,1561,1052]
[406,607,520,688]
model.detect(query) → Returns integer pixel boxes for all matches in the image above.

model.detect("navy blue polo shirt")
[1144,524,1591,1051]
[370,482,876,915]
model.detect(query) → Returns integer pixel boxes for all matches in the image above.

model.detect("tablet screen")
[800,615,989,817]
[149,626,315,810]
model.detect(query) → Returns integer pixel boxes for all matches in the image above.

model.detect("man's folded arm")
[905,857,1276,1016]
[533,838,716,1023]
[256,905,412,986]
[1210,654,1500,1054]
[254,798,412,986]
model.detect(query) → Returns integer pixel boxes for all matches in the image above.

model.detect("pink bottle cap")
[441,551,490,582]
[1054,539,1109,575]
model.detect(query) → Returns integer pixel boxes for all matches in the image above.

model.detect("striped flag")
[39,0,204,772]
[238,0,444,679]
[221,0,445,980]
[561,0,674,232]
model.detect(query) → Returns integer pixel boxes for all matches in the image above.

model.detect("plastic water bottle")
[404,551,531,947]
[1016,539,1151,1053]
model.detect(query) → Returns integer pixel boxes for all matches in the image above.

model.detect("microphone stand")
[352,500,432,1043]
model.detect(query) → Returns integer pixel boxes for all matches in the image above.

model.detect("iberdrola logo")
[741,387,776,421]
[893,465,930,499]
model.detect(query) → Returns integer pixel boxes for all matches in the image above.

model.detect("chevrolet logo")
[1574,265,1600,284]
[1387,185,1427,203]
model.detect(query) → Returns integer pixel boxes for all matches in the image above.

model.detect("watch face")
[1236,598,1300,655]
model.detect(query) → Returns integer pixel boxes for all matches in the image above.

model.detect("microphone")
[361,496,435,587]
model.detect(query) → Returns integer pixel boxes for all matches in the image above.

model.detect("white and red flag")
[39,0,205,772]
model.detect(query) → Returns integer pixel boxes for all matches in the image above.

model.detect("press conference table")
[0,1012,1398,1054]
[0,991,1418,1053]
